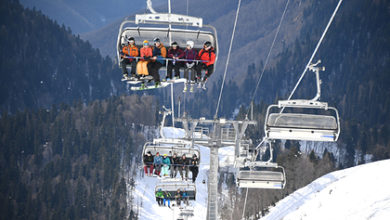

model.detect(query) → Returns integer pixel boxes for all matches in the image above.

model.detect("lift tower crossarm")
[175,116,256,220]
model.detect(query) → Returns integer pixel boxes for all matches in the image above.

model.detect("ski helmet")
[204,41,211,47]
[153,37,160,43]
[186,40,194,49]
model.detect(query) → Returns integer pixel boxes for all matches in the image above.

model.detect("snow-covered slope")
[263,159,390,220]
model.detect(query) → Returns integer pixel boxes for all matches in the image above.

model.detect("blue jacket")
[162,157,171,166]
[154,155,163,165]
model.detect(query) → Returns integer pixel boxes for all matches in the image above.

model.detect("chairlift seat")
[155,182,196,200]
[142,142,200,165]
[237,170,286,189]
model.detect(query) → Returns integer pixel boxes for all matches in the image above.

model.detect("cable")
[214,0,242,119]
[241,187,249,219]
[246,0,290,116]
[284,0,343,103]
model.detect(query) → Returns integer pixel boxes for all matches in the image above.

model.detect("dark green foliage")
[0,95,156,219]
[0,0,124,113]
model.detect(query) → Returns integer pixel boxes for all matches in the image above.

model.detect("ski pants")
[121,59,137,75]
[137,60,150,75]
[161,164,170,176]
[196,63,214,80]
[184,67,196,82]
[170,165,179,178]
[147,61,163,82]
[191,166,199,183]
[167,61,183,79]
[144,164,154,175]
[154,164,162,175]
[156,197,163,206]
[163,198,171,207]
[179,166,189,179]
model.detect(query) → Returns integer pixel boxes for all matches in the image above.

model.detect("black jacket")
[143,154,154,165]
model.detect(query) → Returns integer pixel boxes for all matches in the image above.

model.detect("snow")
[133,127,210,220]
[262,159,390,220]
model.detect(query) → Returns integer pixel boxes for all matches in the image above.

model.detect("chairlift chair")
[264,61,340,142]
[155,181,196,200]
[117,13,218,87]
[142,141,201,166]
[236,140,286,189]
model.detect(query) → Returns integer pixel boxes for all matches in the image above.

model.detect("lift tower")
[176,116,256,220]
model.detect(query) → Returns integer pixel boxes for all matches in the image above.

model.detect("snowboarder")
[143,151,154,176]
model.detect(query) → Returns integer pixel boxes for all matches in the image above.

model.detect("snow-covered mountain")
[262,159,390,220]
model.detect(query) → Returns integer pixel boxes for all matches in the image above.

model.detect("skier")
[163,190,172,208]
[120,36,139,80]
[190,154,199,183]
[153,152,163,176]
[156,188,164,206]
[170,153,180,178]
[161,154,171,177]
[183,40,198,92]
[196,41,216,89]
[175,188,182,206]
[182,189,189,206]
[147,38,166,87]
[166,41,184,80]
[178,154,190,181]
[143,151,154,176]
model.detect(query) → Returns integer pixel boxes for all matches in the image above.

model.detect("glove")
[144,56,150,61]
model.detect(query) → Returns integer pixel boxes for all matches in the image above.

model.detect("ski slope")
[263,159,390,220]
[133,127,210,220]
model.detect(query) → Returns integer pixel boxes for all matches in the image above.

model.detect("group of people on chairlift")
[120,36,216,91]
[155,188,190,208]
[143,151,199,183]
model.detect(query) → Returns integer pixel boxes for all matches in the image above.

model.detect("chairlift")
[236,140,286,189]
[264,61,340,142]
[155,181,196,200]
[117,13,218,89]
[142,141,200,166]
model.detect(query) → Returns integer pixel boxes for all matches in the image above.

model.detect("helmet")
[186,40,194,49]
[143,40,149,46]
[171,41,178,46]
[153,37,160,43]
[204,41,211,47]
[127,36,135,42]
[193,154,197,158]
[163,154,167,157]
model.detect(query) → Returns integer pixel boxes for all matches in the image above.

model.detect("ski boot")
[183,84,188,92]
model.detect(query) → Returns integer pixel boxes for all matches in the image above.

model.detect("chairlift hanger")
[264,61,340,142]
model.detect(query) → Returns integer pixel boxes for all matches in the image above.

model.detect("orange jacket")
[198,47,216,66]
[122,44,139,59]
[140,47,153,60]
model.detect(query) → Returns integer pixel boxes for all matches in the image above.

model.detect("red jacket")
[198,47,216,66]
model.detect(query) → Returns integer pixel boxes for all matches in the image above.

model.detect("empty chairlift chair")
[236,141,286,189]
[264,61,340,142]
[265,99,340,142]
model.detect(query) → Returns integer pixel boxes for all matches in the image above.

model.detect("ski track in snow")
[263,159,390,220]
